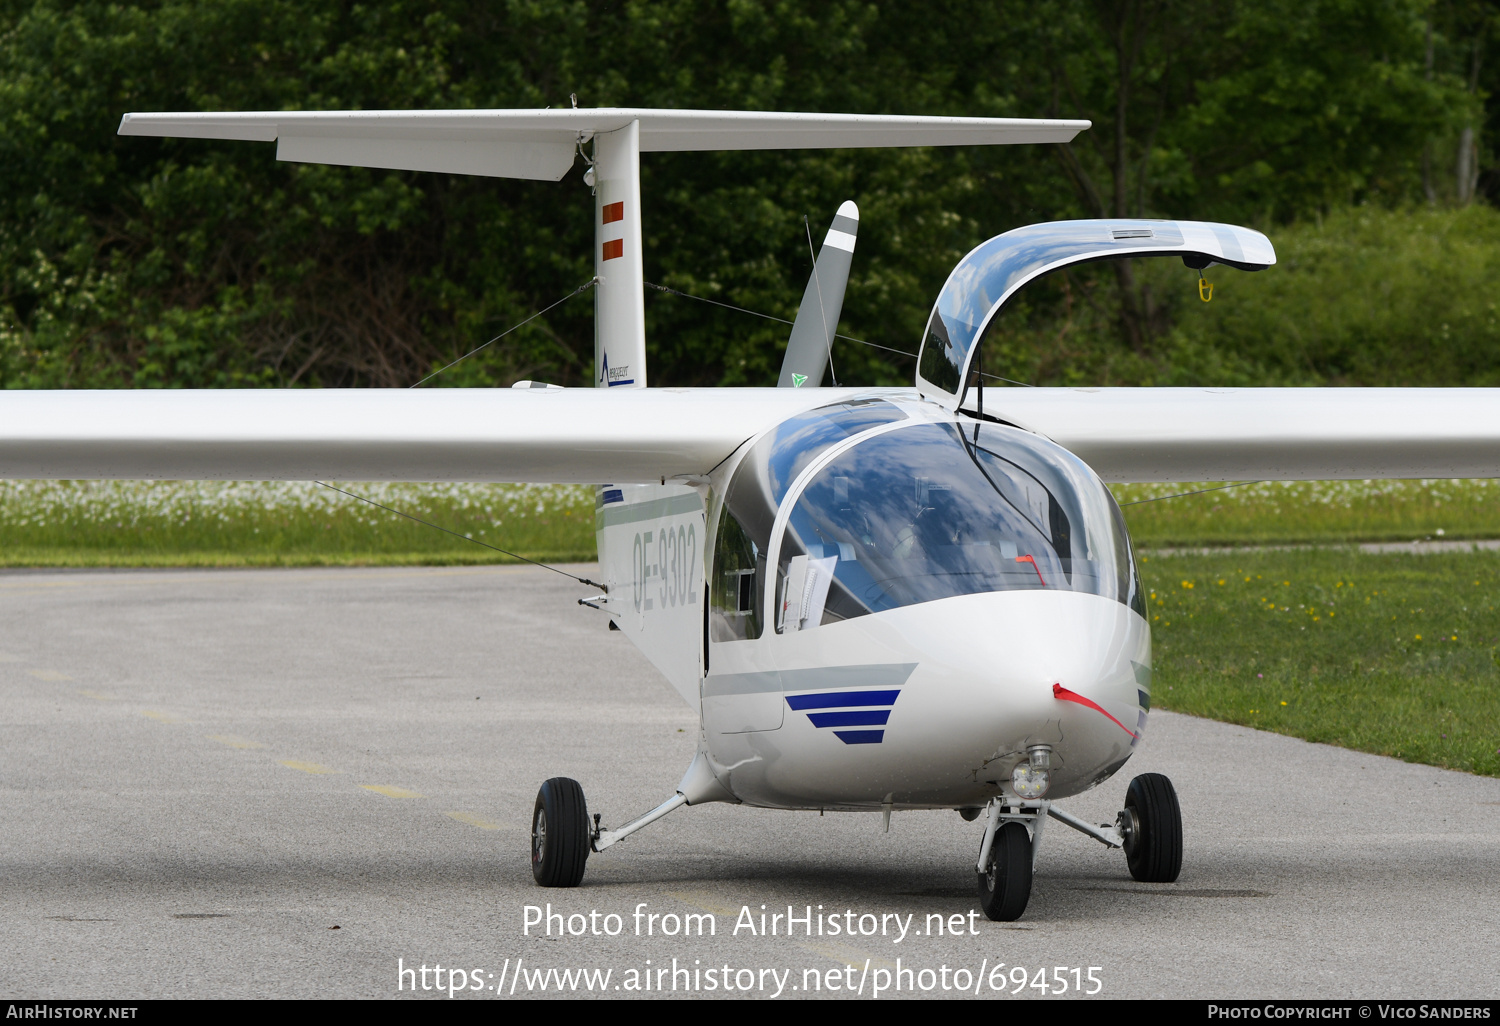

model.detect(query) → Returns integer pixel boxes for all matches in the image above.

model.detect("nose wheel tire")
[1120,772,1182,883]
[531,776,590,887]
[976,821,1033,922]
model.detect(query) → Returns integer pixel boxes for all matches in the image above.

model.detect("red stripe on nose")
[602,239,623,261]
[602,201,624,224]
[1053,682,1136,737]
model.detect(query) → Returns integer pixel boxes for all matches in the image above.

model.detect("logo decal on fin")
[791,372,808,388]
[598,352,634,387]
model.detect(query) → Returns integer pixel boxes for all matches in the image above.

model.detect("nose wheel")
[976,821,1033,921]
[1118,772,1182,883]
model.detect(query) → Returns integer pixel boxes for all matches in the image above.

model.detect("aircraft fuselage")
[597,390,1151,813]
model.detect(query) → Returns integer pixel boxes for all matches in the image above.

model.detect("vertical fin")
[594,120,647,388]
[778,201,858,388]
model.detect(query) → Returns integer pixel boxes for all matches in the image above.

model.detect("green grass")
[0,480,597,566]
[1141,548,1500,777]
[0,477,1491,568]
[1114,479,1500,547]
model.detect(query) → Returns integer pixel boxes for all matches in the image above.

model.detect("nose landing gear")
[977,820,1033,921]
[974,772,1184,920]
[974,800,1044,922]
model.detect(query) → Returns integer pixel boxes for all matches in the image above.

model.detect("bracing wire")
[644,280,796,326]
[976,369,1037,387]
[644,280,1034,386]
[312,481,606,591]
[410,277,599,388]
[1118,481,1264,507]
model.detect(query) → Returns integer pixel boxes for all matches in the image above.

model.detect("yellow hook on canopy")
[1198,273,1213,303]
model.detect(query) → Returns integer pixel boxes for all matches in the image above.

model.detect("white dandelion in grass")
[0,481,596,559]
[1113,479,1500,508]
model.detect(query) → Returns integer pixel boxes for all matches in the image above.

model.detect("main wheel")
[531,777,590,887]
[976,821,1033,921]
[1121,772,1182,883]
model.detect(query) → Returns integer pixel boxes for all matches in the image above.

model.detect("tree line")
[0,0,1496,390]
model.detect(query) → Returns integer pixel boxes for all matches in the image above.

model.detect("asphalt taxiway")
[2,564,1497,999]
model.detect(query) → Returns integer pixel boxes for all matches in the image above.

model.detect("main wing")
[990,387,1500,481]
[0,387,869,482]
[0,386,1496,483]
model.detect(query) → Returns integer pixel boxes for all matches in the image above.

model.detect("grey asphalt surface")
[2,564,1497,1000]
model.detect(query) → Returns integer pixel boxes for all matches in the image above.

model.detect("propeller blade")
[778,201,858,388]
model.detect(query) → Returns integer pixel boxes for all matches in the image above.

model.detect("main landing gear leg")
[530,777,689,889]
[1044,772,1184,884]
[592,793,688,852]
[529,750,735,889]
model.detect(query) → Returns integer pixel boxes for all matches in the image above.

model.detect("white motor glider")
[1,107,1495,921]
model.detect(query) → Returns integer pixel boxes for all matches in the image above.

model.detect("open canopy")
[917,219,1276,408]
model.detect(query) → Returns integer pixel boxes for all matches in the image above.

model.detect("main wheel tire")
[1122,772,1183,883]
[976,821,1033,922]
[531,777,590,887]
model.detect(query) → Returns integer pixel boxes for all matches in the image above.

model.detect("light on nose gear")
[1011,745,1052,799]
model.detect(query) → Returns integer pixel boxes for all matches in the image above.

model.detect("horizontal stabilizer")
[118,108,1090,180]
[275,130,574,180]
